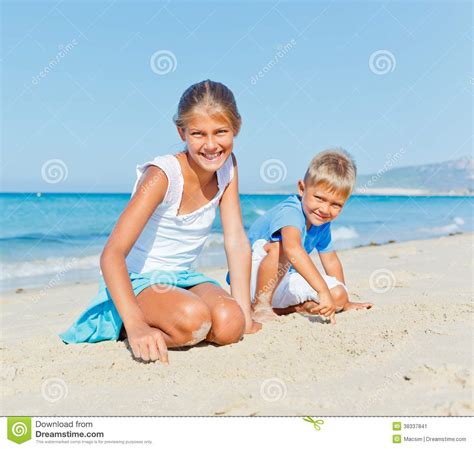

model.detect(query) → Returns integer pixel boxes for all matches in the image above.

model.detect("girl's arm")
[100,165,169,362]
[318,251,345,284]
[219,154,261,334]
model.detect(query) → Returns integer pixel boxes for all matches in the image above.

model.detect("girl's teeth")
[202,151,222,160]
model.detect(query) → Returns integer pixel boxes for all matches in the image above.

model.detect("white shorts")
[250,239,347,309]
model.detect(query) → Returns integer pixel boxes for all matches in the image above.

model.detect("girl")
[60,80,261,363]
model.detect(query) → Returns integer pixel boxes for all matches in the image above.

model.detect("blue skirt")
[58,270,220,344]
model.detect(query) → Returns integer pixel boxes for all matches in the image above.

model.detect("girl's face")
[177,113,234,172]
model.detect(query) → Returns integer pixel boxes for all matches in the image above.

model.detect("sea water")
[1,193,472,291]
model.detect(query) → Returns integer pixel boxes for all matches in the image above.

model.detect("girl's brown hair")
[173,80,241,134]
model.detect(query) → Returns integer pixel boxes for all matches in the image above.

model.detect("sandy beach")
[1,233,472,416]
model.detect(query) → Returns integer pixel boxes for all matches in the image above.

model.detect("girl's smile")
[178,113,234,172]
[200,149,225,162]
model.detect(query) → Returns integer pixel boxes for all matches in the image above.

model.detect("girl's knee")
[210,300,245,346]
[172,300,212,345]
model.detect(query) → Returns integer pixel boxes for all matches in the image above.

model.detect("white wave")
[418,217,465,235]
[331,226,359,241]
[254,209,266,216]
[0,254,100,281]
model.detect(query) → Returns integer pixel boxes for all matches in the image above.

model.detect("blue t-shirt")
[247,195,333,254]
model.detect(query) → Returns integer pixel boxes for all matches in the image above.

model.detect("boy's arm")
[319,249,374,311]
[319,251,345,284]
[280,226,336,323]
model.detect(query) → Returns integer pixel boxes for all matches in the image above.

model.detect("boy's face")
[177,113,234,173]
[298,180,348,227]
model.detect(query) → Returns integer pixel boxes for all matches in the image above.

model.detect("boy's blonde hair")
[173,80,242,135]
[304,149,357,198]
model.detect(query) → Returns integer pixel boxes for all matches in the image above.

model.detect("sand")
[1,233,472,416]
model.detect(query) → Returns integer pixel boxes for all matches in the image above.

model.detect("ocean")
[1,192,472,291]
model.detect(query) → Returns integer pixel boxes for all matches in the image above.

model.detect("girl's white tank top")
[124,153,234,274]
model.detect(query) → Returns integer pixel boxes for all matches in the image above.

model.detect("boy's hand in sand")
[313,290,337,324]
[126,321,168,364]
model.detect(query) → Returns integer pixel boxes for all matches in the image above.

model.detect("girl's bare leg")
[133,284,212,347]
[187,283,246,345]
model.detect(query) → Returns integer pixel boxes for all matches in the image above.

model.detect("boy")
[249,149,373,324]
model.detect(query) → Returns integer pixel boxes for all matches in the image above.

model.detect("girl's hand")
[125,320,168,363]
[244,319,262,334]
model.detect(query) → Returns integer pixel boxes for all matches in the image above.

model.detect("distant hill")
[253,156,473,196]
[355,156,473,195]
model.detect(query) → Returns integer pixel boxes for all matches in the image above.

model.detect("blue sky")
[1,0,472,193]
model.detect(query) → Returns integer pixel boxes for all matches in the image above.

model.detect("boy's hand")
[314,290,337,324]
